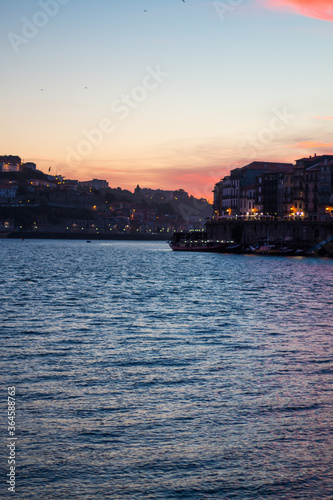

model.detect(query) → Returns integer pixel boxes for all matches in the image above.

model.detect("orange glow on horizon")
[288,141,333,149]
[44,160,229,204]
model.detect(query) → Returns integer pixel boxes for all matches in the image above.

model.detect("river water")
[0,239,332,499]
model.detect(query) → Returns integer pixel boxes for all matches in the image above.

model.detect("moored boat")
[168,230,235,252]
[249,240,302,256]
[251,244,295,256]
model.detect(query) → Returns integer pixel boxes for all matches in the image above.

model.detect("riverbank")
[5,231,170,241]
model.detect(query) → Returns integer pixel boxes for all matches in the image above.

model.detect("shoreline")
[4,231,170,241]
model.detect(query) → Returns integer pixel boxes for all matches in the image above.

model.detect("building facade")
[0,155,21,172]
[213,156,333,220]
[0,184,18,199]
[214,161,293,217]
[79,179,109,190]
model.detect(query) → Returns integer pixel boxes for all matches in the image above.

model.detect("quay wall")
[7,231,169,241]
[205,220,333,248]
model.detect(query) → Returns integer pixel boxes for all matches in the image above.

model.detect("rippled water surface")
[0,239,332,499]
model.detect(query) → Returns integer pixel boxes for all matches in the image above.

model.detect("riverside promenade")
[206,219,333,251]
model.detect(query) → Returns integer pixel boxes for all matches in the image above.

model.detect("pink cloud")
[288,140,333,148]
[262,0,333,21]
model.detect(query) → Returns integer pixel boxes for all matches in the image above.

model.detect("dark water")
[0,240,332,499]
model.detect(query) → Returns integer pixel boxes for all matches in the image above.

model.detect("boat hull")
[169,230,237,253]
[250,244,305,256]
[169,243,229,252]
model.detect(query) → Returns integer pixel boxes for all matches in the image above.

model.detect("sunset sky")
[1,0,333,200]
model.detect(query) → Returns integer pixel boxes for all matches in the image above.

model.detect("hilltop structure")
[0,155,22,172]
[0,155,211,236]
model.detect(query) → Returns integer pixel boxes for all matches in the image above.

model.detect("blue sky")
[1,0,333,199]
